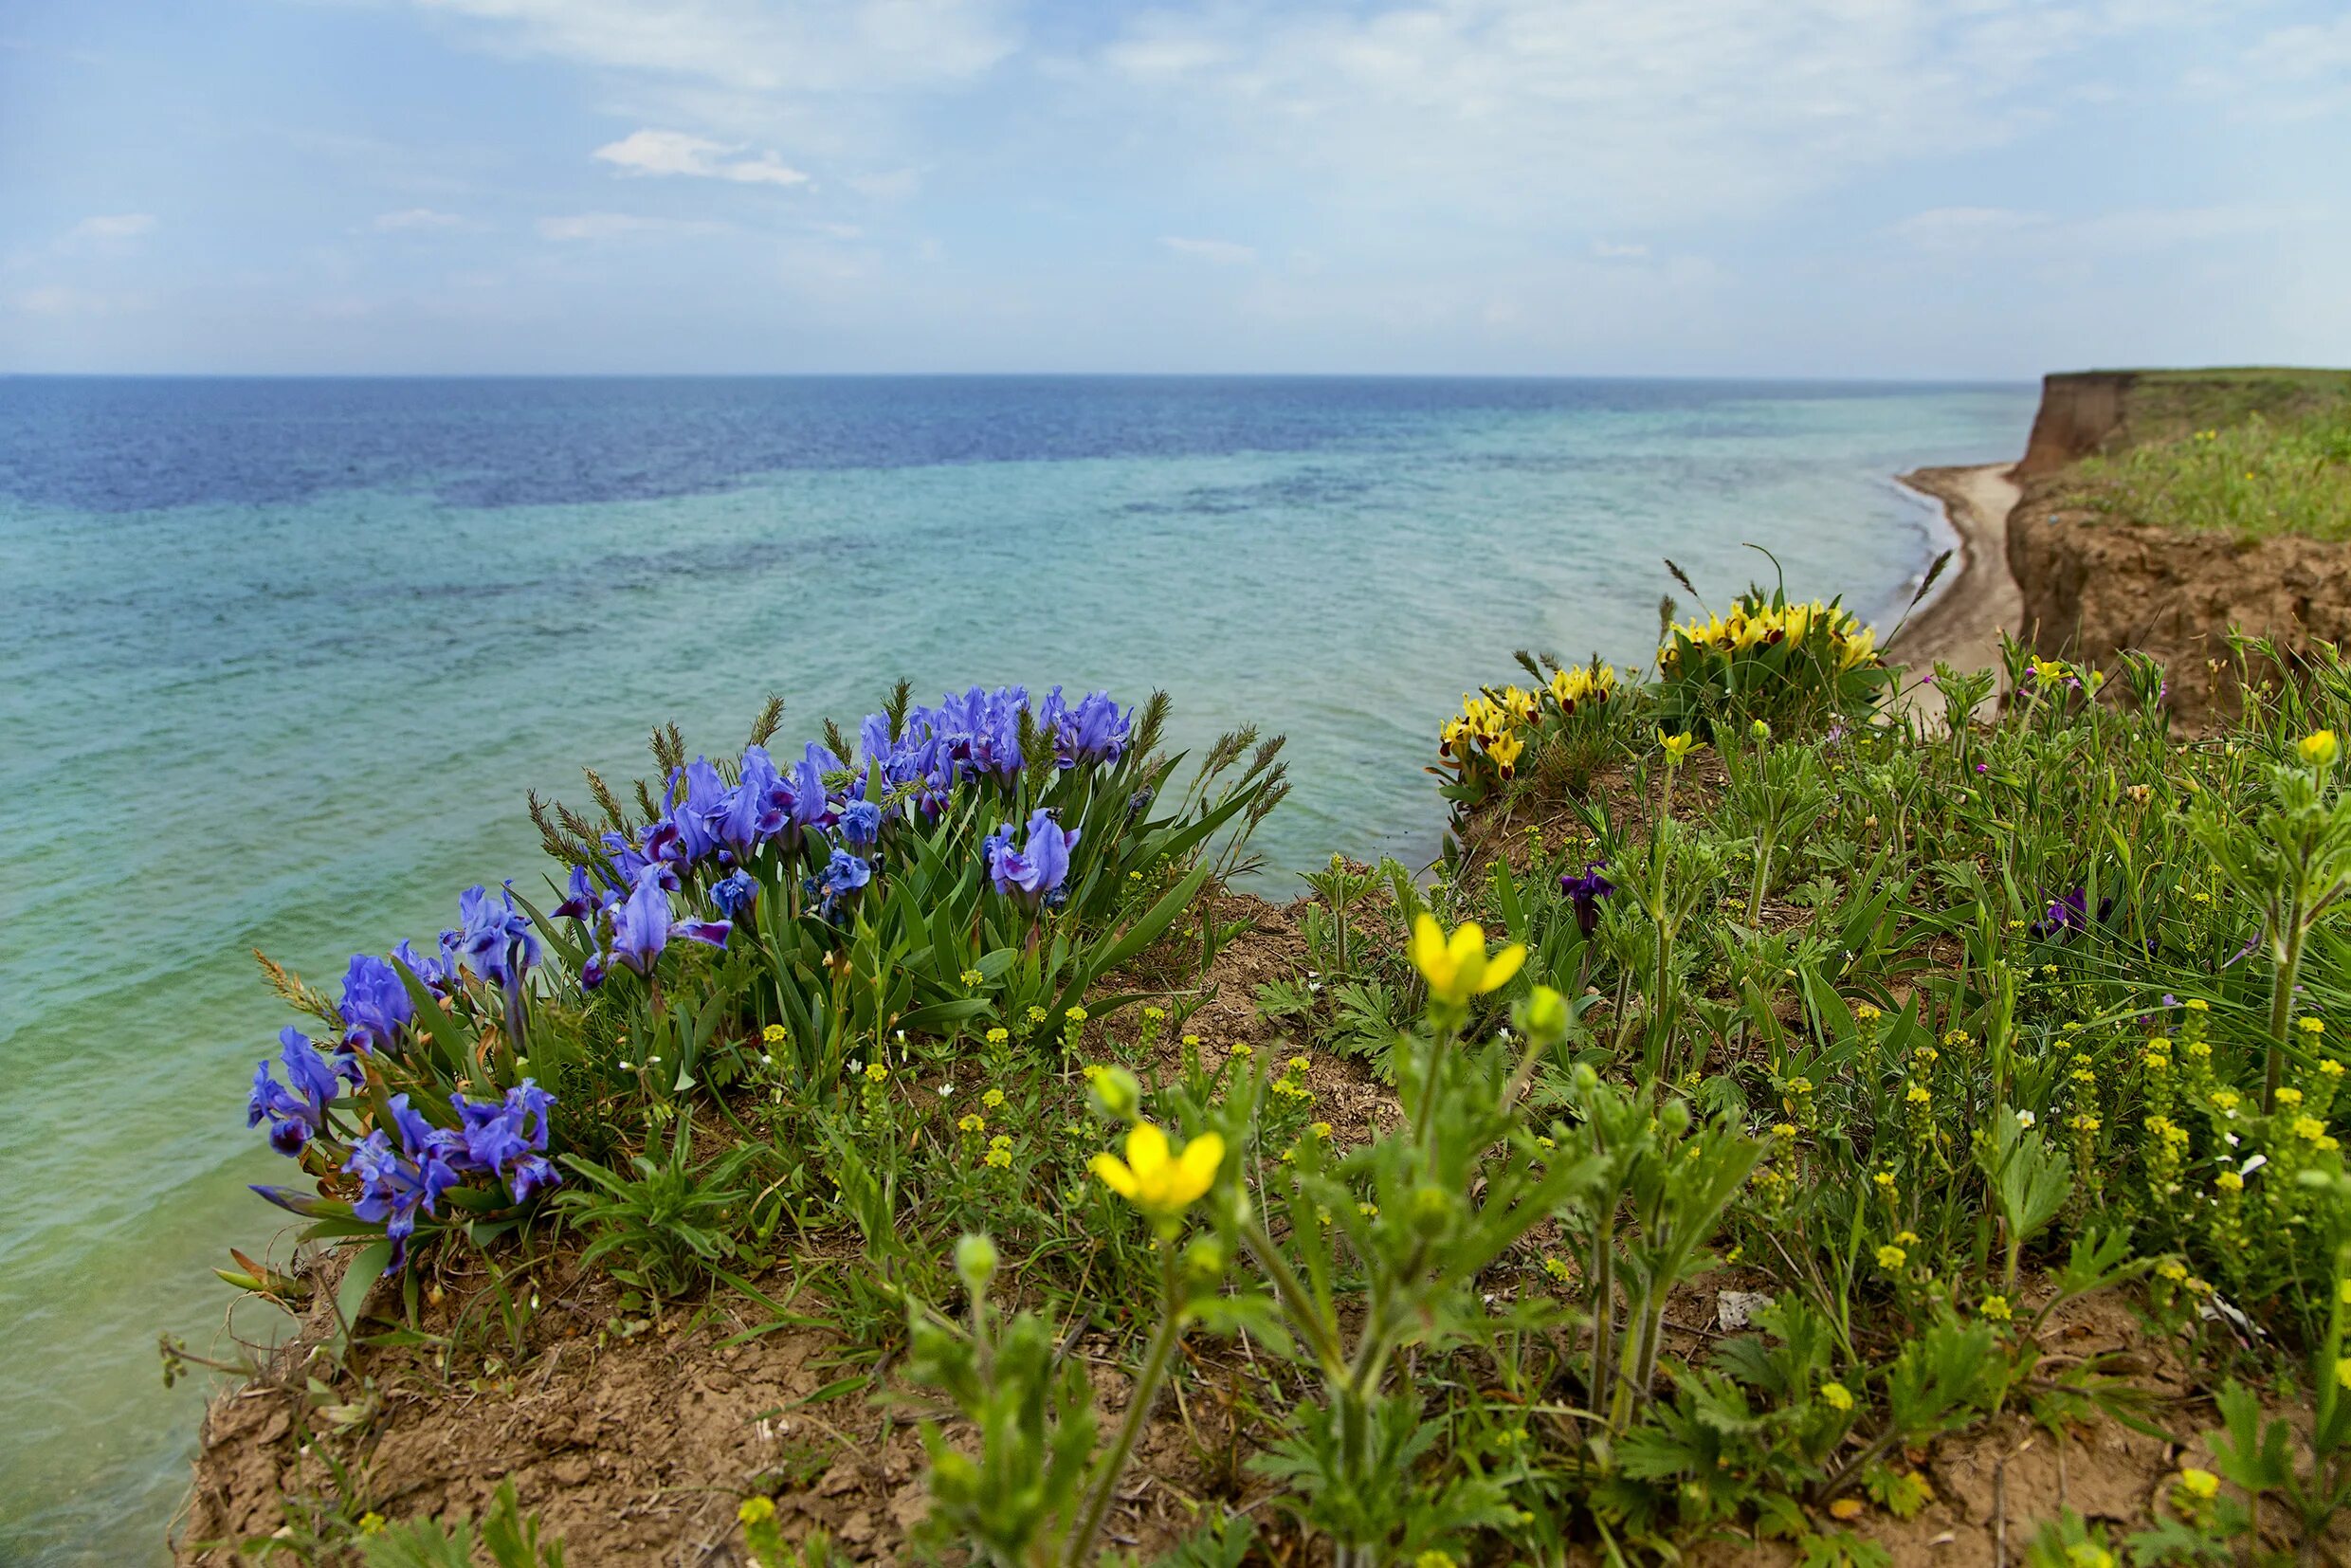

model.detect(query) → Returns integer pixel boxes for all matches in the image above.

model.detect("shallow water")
[0,374,2032,1561]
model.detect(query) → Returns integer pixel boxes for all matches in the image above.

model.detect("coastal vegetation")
[2031,367,2351,542]
[185,588,2351,1566]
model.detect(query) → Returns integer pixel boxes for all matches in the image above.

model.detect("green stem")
[1747,835,1775,927]
[2266,907,2307,1116]
[1062,1246,1184,1568]
[1237,1217,1349,1382]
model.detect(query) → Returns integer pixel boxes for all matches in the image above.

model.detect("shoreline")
[1887,462,2023,678]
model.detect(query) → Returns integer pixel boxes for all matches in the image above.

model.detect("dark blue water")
[0,375,2035,1563]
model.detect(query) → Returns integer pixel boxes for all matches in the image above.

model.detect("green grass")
[2054,399,2351,541]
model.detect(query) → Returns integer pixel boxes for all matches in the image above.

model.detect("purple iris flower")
[1056,690,1133,767]
[986,808,1080,911]
[451,1080,560,1203]
[391,937,456,997]
[451,884,541,993]
[821,848,871,898]
[711,867,759,919]
[552,863,610,921]
[337,953,413,1054]
[2030,885,2121,942]
[709,745,787,858]
[839,799,883,848]
[345,1094,466,1267]
[247,1027,345,1156]
[665,757,727,864]
[778,743,839,843]
[602,865,732,977]
[1560,864,1616,938]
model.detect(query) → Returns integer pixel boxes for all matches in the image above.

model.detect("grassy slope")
[2050,367,2351,541]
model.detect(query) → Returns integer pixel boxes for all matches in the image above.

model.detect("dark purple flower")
[2030,887,2090,939]
[1560,863,1615,938]
[337,954,413,1054]
[552,864,610,922]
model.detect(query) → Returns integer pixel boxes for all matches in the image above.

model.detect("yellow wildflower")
[2300,730,2340,768]
[1409,913,1526,1009]
[1089,1121,1224,1220]
[1658,729,1699,765]
[1820,1381,1854,1411]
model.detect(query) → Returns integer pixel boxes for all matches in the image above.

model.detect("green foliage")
[355,1480,566,1568]
[2058,403,2351,541]
[556,1118,753,1304]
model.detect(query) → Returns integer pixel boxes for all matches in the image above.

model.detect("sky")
[2,0,2347,377]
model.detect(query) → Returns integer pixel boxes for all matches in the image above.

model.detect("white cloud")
[1590,241,1649,260]
[537,211,727,241]
[412,0,1014,94]
[64,213,156,245]
[592,128,809,187]
[1894,203,2296,255]
[1090,0,2236,230]
[12,285,152,317]
[1160,236,1256,265]
[374,208,465,231]
[1891,207,2042,250]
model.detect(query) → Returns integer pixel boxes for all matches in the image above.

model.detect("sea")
[0,374,2035,1562]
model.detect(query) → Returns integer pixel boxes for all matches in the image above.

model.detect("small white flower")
[2015,1111,2035,1128]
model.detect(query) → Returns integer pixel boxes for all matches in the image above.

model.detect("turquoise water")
[0,376,2033,1561]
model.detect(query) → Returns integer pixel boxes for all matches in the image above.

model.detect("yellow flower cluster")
[1437,665,1617,778]
[1548,661,1616,712]
[1439,692,1528,775]
[1661,599,1878,671]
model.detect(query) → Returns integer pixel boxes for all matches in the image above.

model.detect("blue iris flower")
[666,757,728,864]
[452,1080,560,1203]
[1061,690,1133,765]
[781,742,840,841]
[838,799,883,848]
[552,864,609,921]
[391,937,456,997]
[709,744,787,857]
[247,1027,343,1156]
[822,848,871,897]
[985,808,1080,911]
[337,953,413,1054]
[601,865,732,978]
[451,883,541,993]
[711,867,759,919]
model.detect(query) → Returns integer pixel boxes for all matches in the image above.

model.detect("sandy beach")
[1889,463,2023,678]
